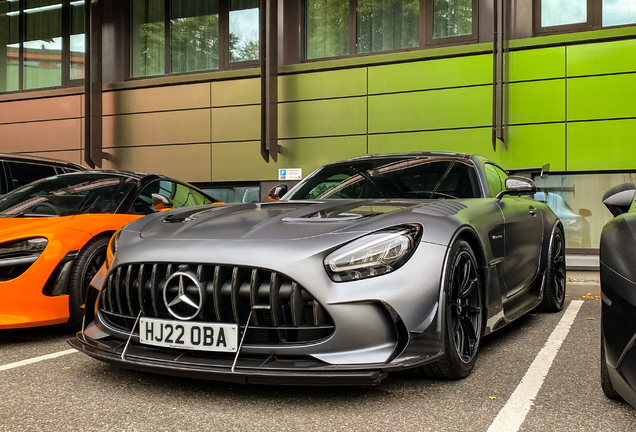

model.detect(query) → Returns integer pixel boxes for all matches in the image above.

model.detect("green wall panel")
[508,80,565,125]
[367,124,565,171]
[368,86,492,133]
[508,47,565,82]
[568,74,636,121]
[368,55,492,94]
[279,69,367,102]
[211,136,367,181]
[212,105,260,142]
[212,78,260,107]
[497,123,566,171]
[568,39,636,77]
[279,97,367,139]
[568,119,636,171]
[368,128,493,156]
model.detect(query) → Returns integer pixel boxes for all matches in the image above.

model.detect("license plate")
[139,318,238,353]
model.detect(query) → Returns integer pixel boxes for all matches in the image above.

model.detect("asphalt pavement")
[1,292,634,432]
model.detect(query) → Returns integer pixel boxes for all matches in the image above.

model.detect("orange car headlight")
[0,237,48,281]
[106,229,121,270]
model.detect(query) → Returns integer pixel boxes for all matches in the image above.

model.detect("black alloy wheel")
[450,249,483,364]
[412,239,483,380]
[539,228,566,312]
[67,236,109,331]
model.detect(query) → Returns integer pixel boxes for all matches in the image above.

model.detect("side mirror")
[152,193,174,212]
[268,184,288,201]
[540,163,550,180]
[602,182,635,217]
[496,176,537,200]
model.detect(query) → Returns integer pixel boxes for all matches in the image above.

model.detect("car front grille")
[98,263,334,345]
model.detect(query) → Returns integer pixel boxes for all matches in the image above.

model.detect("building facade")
[1,0,636,252]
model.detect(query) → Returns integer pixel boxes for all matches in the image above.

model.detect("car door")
[486,164,543,296]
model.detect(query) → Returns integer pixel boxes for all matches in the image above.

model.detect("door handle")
[529,206,539,216]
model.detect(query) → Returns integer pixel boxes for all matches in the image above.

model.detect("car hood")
[0,215,81,239]
[137,200,442,242]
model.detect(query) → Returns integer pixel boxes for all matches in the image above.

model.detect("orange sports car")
[0,170,217,330]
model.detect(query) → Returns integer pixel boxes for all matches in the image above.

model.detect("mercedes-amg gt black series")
[70,153,565,385]
[600,182,636,408]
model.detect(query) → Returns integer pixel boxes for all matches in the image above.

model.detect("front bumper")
[73,239,448,383]
[69,326,443,385]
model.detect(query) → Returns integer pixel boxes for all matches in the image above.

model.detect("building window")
[536,0,636,34]
[0,0,83,93]
[356,0,419,54]
[304,0,477,60]
[131,0,258,78]
[540,0,588,28]
[602,0,636,27]
[229,0,259,62]
[431,0,474,39]
[305,0,349,59]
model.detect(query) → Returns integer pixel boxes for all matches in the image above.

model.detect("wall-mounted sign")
[279,168,302,181]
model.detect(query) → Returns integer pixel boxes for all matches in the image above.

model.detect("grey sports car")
[70,153,565,385]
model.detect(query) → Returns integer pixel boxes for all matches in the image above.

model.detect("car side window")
[7,162,57,190]
[484,164,504,196]
[130,181,208,215]
[494,166,508,185]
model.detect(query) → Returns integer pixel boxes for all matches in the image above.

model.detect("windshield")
[286,158,481,201]
[0,173,138,217]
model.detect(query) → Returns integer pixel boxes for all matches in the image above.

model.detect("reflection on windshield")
[288,158,481,201]
[0,174,137,217]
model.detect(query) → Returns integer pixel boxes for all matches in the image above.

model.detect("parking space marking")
[0,349,76,372]
[487,300,584,432]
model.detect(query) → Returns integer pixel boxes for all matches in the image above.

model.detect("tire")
[601,331,623,400]
[539,227,566,312]
[414,239,483,380]
[67,236,109,331]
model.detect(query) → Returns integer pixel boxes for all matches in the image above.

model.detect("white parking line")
[0,349,77,372]
[487,300,584,432]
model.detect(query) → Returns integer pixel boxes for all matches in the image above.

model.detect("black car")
[0,152,85,195]
[600,182,636,408]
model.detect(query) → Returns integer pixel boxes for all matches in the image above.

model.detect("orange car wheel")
[67,236,109,331]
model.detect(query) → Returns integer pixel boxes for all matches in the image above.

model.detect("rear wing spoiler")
[507,163,550,180]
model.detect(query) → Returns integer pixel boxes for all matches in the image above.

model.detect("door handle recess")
[529,206,539,216]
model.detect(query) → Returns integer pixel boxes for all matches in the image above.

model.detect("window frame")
[0,0,85,94]
[301,0,479,62]
[127,0,259,80]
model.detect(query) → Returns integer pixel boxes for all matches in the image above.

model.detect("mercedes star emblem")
[163,272,203,320]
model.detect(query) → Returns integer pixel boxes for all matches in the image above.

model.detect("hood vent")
[258,202,315,211]
[412,201,467,217]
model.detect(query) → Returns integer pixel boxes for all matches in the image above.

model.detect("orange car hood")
[0,216,87,237]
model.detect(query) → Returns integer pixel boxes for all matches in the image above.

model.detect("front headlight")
[106,229,121,270]
[0,237,48,258]
[0,237,48,281]
[324,225,422,282]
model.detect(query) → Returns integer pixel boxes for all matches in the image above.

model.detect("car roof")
[339,152,472,163]
[55,170,166,182]
[0,152,86,170]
